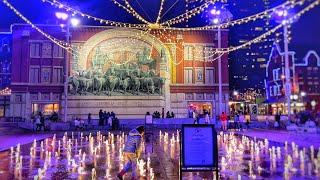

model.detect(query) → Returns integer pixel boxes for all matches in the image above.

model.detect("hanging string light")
[214,0,320,54]
[41,0,147,28]
[2,0,71,51]
[110,0,151,24]
[156,0,166,24]
[161,0,307,31]
[160,0,217,26]
[3,0,319,64]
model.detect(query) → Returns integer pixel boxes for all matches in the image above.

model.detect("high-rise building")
[227,0,278,93]
[0,32,12,118]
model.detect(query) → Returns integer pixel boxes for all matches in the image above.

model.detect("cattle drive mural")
[68,38,166,96]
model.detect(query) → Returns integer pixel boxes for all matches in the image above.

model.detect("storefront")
[187,101,213,117]
[31,102,59,116]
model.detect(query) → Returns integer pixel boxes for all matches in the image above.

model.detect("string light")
[2,0,71,51]
[162,0,307,31]
[161,0,217,26]
[110,0,150,24]
[41,0,147,28]
[215,0,320,54]
[156,0,166,24]
[0,87,11,96]
[3,0,319,65]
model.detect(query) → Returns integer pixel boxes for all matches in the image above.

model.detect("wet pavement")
[0,129,319,179]
[236,129,320,148]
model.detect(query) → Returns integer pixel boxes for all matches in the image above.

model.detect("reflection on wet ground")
[0,130,319,179]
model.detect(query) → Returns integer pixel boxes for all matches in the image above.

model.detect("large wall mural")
[69,30,169,96]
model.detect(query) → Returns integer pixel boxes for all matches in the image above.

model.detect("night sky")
[0,0,319,91]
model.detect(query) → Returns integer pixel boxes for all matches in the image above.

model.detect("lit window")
[53,67,63,83]
[41,68,51,83]
[272,68,280,81]
[53,44,64,58]
[30,43,41,58]
[184,69,193,84]
[30,67,40,83]
[42,42,52,57]
[205,69,214,84]
[194,45,204,61]
[184,45,193,61]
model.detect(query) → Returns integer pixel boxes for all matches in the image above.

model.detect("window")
[53,68,63,83]
[53,44,64,58]
[30,67,40,83]
[184,69,193,84]
[41,68,51,83]
[42,42,52,57]
[269,87,273,96]
[204,46,214,61]
[194,45,204,61]
[273,86,277,96]
[30,43,41,58]
[184,45,193,60]
[195,69,203,83]
[272,68,280,81]
[205,69,214,84]
[277,86,281,95]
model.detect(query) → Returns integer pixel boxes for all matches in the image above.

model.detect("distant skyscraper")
[227,0,279,93]
[0,32,11,89]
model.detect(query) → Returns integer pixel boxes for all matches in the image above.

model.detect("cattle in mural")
[68,47,166,96]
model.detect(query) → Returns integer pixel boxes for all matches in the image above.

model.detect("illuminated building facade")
[265,43,320,114]
[9,24,230,120]
[295,51,320,111]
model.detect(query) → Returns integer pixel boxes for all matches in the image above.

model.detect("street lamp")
[311,100,317,110]
[55,12,80,122]
[273,8,292,118]
[210,5,232,116]
[233,90,239,96]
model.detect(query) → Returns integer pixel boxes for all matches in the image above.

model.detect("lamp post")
[274,9,292,119]
[210,6,232,116]
[55,12,80,122]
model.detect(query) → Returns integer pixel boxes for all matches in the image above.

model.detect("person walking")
[87,113,92,130]
[35,115,41,131]
[239,112,245,131]
[234,112,240,130]
[40,112,45,131]
[98,109,103,126]
[220,112,228,131]
[205,113,210,124]
[117,126,145,180]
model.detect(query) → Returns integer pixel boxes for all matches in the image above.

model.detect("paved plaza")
[0,125,319,179]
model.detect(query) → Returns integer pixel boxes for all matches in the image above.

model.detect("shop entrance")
[187,102,212,118]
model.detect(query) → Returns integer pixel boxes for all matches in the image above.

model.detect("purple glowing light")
[210,9,221,15]
[55,12,68,20]
[70,18,80,26]
[213,18,220,24]
[276,9,288,17]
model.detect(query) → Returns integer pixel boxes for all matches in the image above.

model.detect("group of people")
[98,110,120,130]
[233,112,248,131]
[73,117,86,130]
[152,108,175,119]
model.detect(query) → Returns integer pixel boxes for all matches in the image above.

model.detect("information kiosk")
[180,124,218,179]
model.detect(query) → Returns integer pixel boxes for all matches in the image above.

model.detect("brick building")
[9,24,229,120]
[264,43,296,114]
[265,43,320,114]
[295,51,320,110]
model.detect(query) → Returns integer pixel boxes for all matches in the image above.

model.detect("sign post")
[180,124,218,179]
